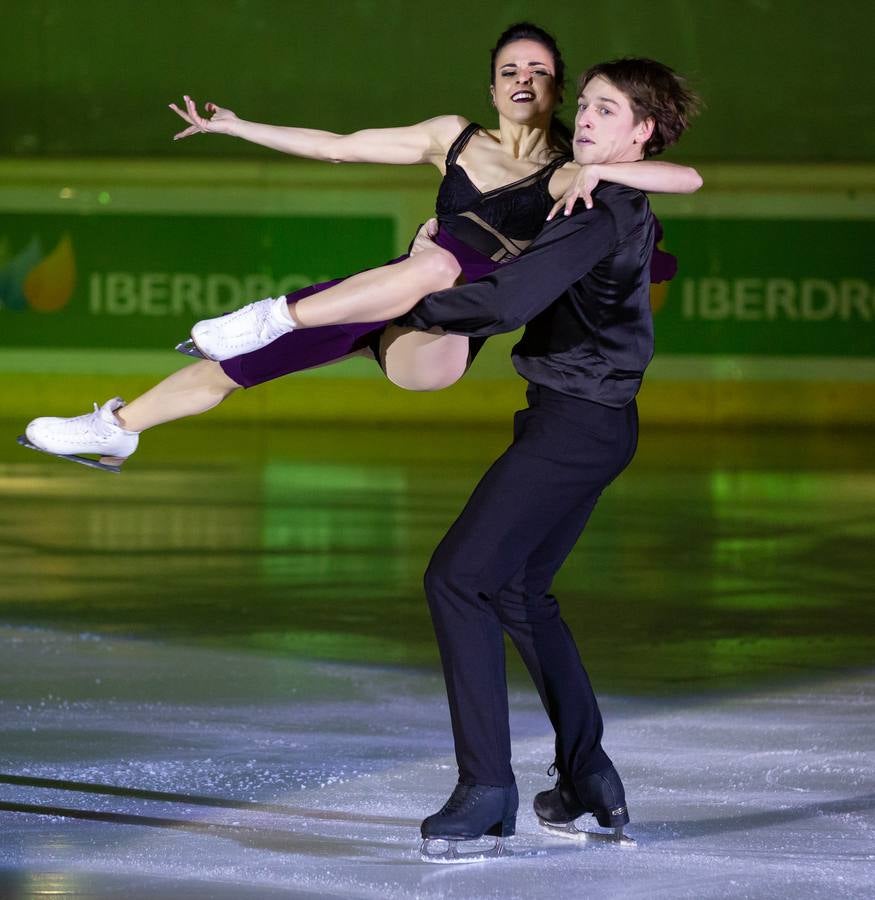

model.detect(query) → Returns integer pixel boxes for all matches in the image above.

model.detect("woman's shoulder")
[419,115,472,148]
[402,115,468,164]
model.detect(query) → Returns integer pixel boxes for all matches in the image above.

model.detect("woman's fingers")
[169,97,206,131]
[169,95,227,140]
[579,181,595,210]
[183,95,208,130]
[168,102,193,124]
[169,100,199,140]
[169,97,205,140]
[565,191,581,216]
[547,192,583,220]
[183,94,200,124]
[547,186,596,221]
[173,125,200,141]
[546,198,564,221]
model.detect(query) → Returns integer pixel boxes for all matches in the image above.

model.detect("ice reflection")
[0,427,872,691]
[259,461,408,588]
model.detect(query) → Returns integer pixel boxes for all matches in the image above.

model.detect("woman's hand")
[169,95,239,141]
[547,165,601,220]
[409,218,440,256]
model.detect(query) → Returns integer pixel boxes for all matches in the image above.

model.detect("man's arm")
[397,203,618,337]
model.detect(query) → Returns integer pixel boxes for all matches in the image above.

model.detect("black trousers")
[424,383,639,787]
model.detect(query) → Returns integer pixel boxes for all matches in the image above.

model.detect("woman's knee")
[413,247,461,292]
[195,360,241,397]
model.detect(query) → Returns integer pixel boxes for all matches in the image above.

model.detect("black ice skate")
[420,782,518,863]
[534,764,635,847]
[175,338,206,359]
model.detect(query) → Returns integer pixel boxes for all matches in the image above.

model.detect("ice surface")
[0,625,873,899]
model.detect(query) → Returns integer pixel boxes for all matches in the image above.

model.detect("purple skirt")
[219,229,503,388]
[220,273,392,389]
[220,223,675,389]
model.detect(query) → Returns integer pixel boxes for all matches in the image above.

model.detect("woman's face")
[491,39,559,125]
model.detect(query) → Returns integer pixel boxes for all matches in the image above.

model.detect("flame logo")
[24,235,76,312]
[0,234,76,313]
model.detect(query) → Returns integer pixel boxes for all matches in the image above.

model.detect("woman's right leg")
[121,317,476,435]
[23,253,396,466]
[22,342,371,468]
[21,360,245,466]
[115,360,240,432]
[117,340,375,433]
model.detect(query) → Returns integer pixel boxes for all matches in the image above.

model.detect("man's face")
[573,75,653,165]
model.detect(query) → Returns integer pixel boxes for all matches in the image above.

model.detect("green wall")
[3,0,872,162]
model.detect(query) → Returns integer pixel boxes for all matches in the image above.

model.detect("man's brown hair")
[579,58,701,157]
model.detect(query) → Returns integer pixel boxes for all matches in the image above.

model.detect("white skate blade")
[17,435,124,474]
[538,817,636,848]
[420,836,511,864]
[175,338,206,359]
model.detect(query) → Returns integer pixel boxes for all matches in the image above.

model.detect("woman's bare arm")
[548,161,703,218]
[169,95,466,166]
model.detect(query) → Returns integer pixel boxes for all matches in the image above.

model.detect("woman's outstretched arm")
[548,160,702,217]
[169,95,465,166]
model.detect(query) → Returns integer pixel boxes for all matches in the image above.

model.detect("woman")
[22,23,701,471]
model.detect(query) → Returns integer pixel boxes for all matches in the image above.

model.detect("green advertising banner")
[652,219,874,356]
[0,212,394,349]
[1,208,872,356]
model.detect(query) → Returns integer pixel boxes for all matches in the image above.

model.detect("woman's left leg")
[378,325,472,392]
[190,247,461,361]
[291,249,460,327]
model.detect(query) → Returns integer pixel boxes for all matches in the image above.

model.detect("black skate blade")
[17,435,124,474]
[538,817,636,848]
[420,836,511,864]
[175,338,206,359]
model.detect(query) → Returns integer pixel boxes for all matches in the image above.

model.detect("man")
[398,58,700,861]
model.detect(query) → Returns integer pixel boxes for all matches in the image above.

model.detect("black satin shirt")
[397,183,655,409]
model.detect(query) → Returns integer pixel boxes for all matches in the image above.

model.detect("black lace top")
[434,122,569,265]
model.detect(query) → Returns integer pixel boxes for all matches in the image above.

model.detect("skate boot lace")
[61,402,115,439]
[441,784,479,815]
[228,299,282,341]
[193,297,290,359]
[64,401,126,447]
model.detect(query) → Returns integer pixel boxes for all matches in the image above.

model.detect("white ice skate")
[175,338,205,359]
[19,398,139,474]
[186,296,295,361]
